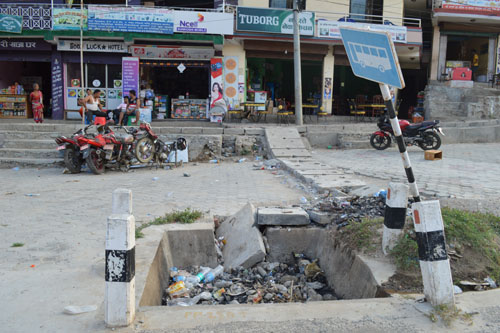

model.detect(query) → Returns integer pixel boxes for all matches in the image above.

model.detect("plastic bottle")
[204,265,224,283]
[185,266,211,285]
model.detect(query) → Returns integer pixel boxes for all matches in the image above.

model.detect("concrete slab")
[271,148,312,158]
[307,209,332,225]
[216,203,266,270]
[310,175,366,189]
[257,207,310,226]
[265,127,302,140]
[349,184,385,197]
[267,138,305,149]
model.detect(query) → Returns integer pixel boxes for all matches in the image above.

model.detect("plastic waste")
[170,267,179,278]
[185,266,211,286]
[238,158,246,163]
[453,285,463,294]
[12,167,20,171]
[25,193,40,197]
[204,265,224,283]
[300,197,308,204]
[168,295,201,307]
[327,145,332,149]
[373,190,387,199]
[63,305,97,315]
[152,177,159,181]
[485,277,497,289]
[209,159,218,164]
[167,281,189,298]
[199,291,212,301]
[213,288,225,301]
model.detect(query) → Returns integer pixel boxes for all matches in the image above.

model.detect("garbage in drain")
[162,253,337,306]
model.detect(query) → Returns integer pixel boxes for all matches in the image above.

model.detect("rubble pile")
[162,254,337,307]
[307,194,386,228]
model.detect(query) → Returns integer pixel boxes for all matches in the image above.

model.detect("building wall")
[307,0,349,21]
[223,42,247,104]
[239,0,268,7]
[383,0,404,25]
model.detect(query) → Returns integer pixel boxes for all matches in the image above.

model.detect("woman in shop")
[118,90,141,126]
[30,83,44,123]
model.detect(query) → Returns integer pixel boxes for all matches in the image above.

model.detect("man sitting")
[118,90,141,126]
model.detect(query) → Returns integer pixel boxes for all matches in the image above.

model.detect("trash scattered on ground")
[458,280,493,291]
[453,285,463,294]
[300,197,308,204]
[183,173,191,177]
[11,167,19,171]
[238,158,247,163]
[209,159,218,164]
[162,254,336,306]
[24,193,40,197]
[62,168,70,174]
[484,276,497,289]
[373,190,387,199]
[63,305,97,315]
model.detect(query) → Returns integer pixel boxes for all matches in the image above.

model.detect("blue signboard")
[339,28,405,89]
[0,14,23,34]
[88,6,173,35]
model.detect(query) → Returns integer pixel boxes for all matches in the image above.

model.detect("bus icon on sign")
[347,42,392,73]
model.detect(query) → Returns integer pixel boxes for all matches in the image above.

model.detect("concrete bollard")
[382,182,408,255]
[105,188,135,327]
[412,200,454,306]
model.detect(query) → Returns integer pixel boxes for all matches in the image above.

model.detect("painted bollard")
[412,200,454,306]
[382,182,409,255]
[105,188,135,327]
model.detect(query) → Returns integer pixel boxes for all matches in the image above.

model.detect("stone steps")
[0,157,63,168]
[0,148,61,159]
[1,139,56,149]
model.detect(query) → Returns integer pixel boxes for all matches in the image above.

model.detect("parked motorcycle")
[134,122,187,167]
[55,125,93,173]
[370,114,444,151]
[81,125,136,174]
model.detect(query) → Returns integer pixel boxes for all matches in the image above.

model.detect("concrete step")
[1,139,57,149]
[0,148,61,159]
[0,123,81,133]
[0,131,64,140]
[340,140,372,149]
[0,157,63,168]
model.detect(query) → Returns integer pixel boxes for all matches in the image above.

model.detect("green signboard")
[53,9,88,31]
[0,14,23,34]
[236,7,314,36]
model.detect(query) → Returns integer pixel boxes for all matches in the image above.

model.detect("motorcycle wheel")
[419,132,441,150]
[86,147,105,175]
[64,146,82,174]
[370,133,391,150]
[135,137,155,163]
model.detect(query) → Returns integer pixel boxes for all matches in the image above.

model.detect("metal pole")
[293,0,303,126]
[80,0,85,128]
[379,83,420,202]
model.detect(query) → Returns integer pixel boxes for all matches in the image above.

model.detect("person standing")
[472,49,479,81]
[30,83,44,123]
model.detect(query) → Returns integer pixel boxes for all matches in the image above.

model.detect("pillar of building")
[322,46,335,114]
[488,36,496,80]
[222,40,247,105]
[438,34,448,80]
[429,25,441,81]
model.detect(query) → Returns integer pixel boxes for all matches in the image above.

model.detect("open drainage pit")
[139,210,389,309]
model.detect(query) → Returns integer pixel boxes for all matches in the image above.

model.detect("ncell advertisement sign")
[174,11,233,35]
[236,7,314,36]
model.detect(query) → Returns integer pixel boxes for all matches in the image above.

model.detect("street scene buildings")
[1,1,500,332]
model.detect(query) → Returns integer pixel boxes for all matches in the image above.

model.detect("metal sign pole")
[293,0,303,126]
[80,0,85,129]
[379,83,420,202]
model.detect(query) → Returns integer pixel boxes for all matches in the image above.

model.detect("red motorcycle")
[80,125,136,174]
[370,114,444,151]
[55,125,93,173]
[134,122,187,166]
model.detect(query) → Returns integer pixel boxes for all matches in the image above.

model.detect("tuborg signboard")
[236,7,314,36]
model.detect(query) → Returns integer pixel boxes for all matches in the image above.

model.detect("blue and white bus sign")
[340,27,405,89]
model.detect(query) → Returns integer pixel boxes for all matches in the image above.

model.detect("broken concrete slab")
[349,184,385,198]
[216,203,266,270]
[307,209,332,225]
[257,207,310,226]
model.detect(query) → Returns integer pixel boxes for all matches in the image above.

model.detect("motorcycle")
[81,125,136,174]
[370,114,444,151]
[134,122,187,167]
[55,125,94,173]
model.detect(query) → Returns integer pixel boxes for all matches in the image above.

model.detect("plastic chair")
[94,116,106,126]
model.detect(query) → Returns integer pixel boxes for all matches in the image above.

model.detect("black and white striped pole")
[382,182,408,255]
[412,200,454,306]
[379,83,454,306]
[379,83,420,202]
[105,188,135,327]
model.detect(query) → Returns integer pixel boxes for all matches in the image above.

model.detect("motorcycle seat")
[115,134,134,144]
[407,121,436,130]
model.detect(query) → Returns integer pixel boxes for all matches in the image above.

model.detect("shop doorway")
[141,62,210,100]
[0,61,51,117]
[446,35,489,81]
[246,57,322,104]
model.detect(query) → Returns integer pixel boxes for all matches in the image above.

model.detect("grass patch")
[11,242,24,247]
[390,233,419,271]
[135,208,203,239]
[342,217,384,252]
[442,207,500,280]
[429,304,473,327]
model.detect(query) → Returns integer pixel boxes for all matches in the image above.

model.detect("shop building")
[429,0,500,83]
[224,2,423,117]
